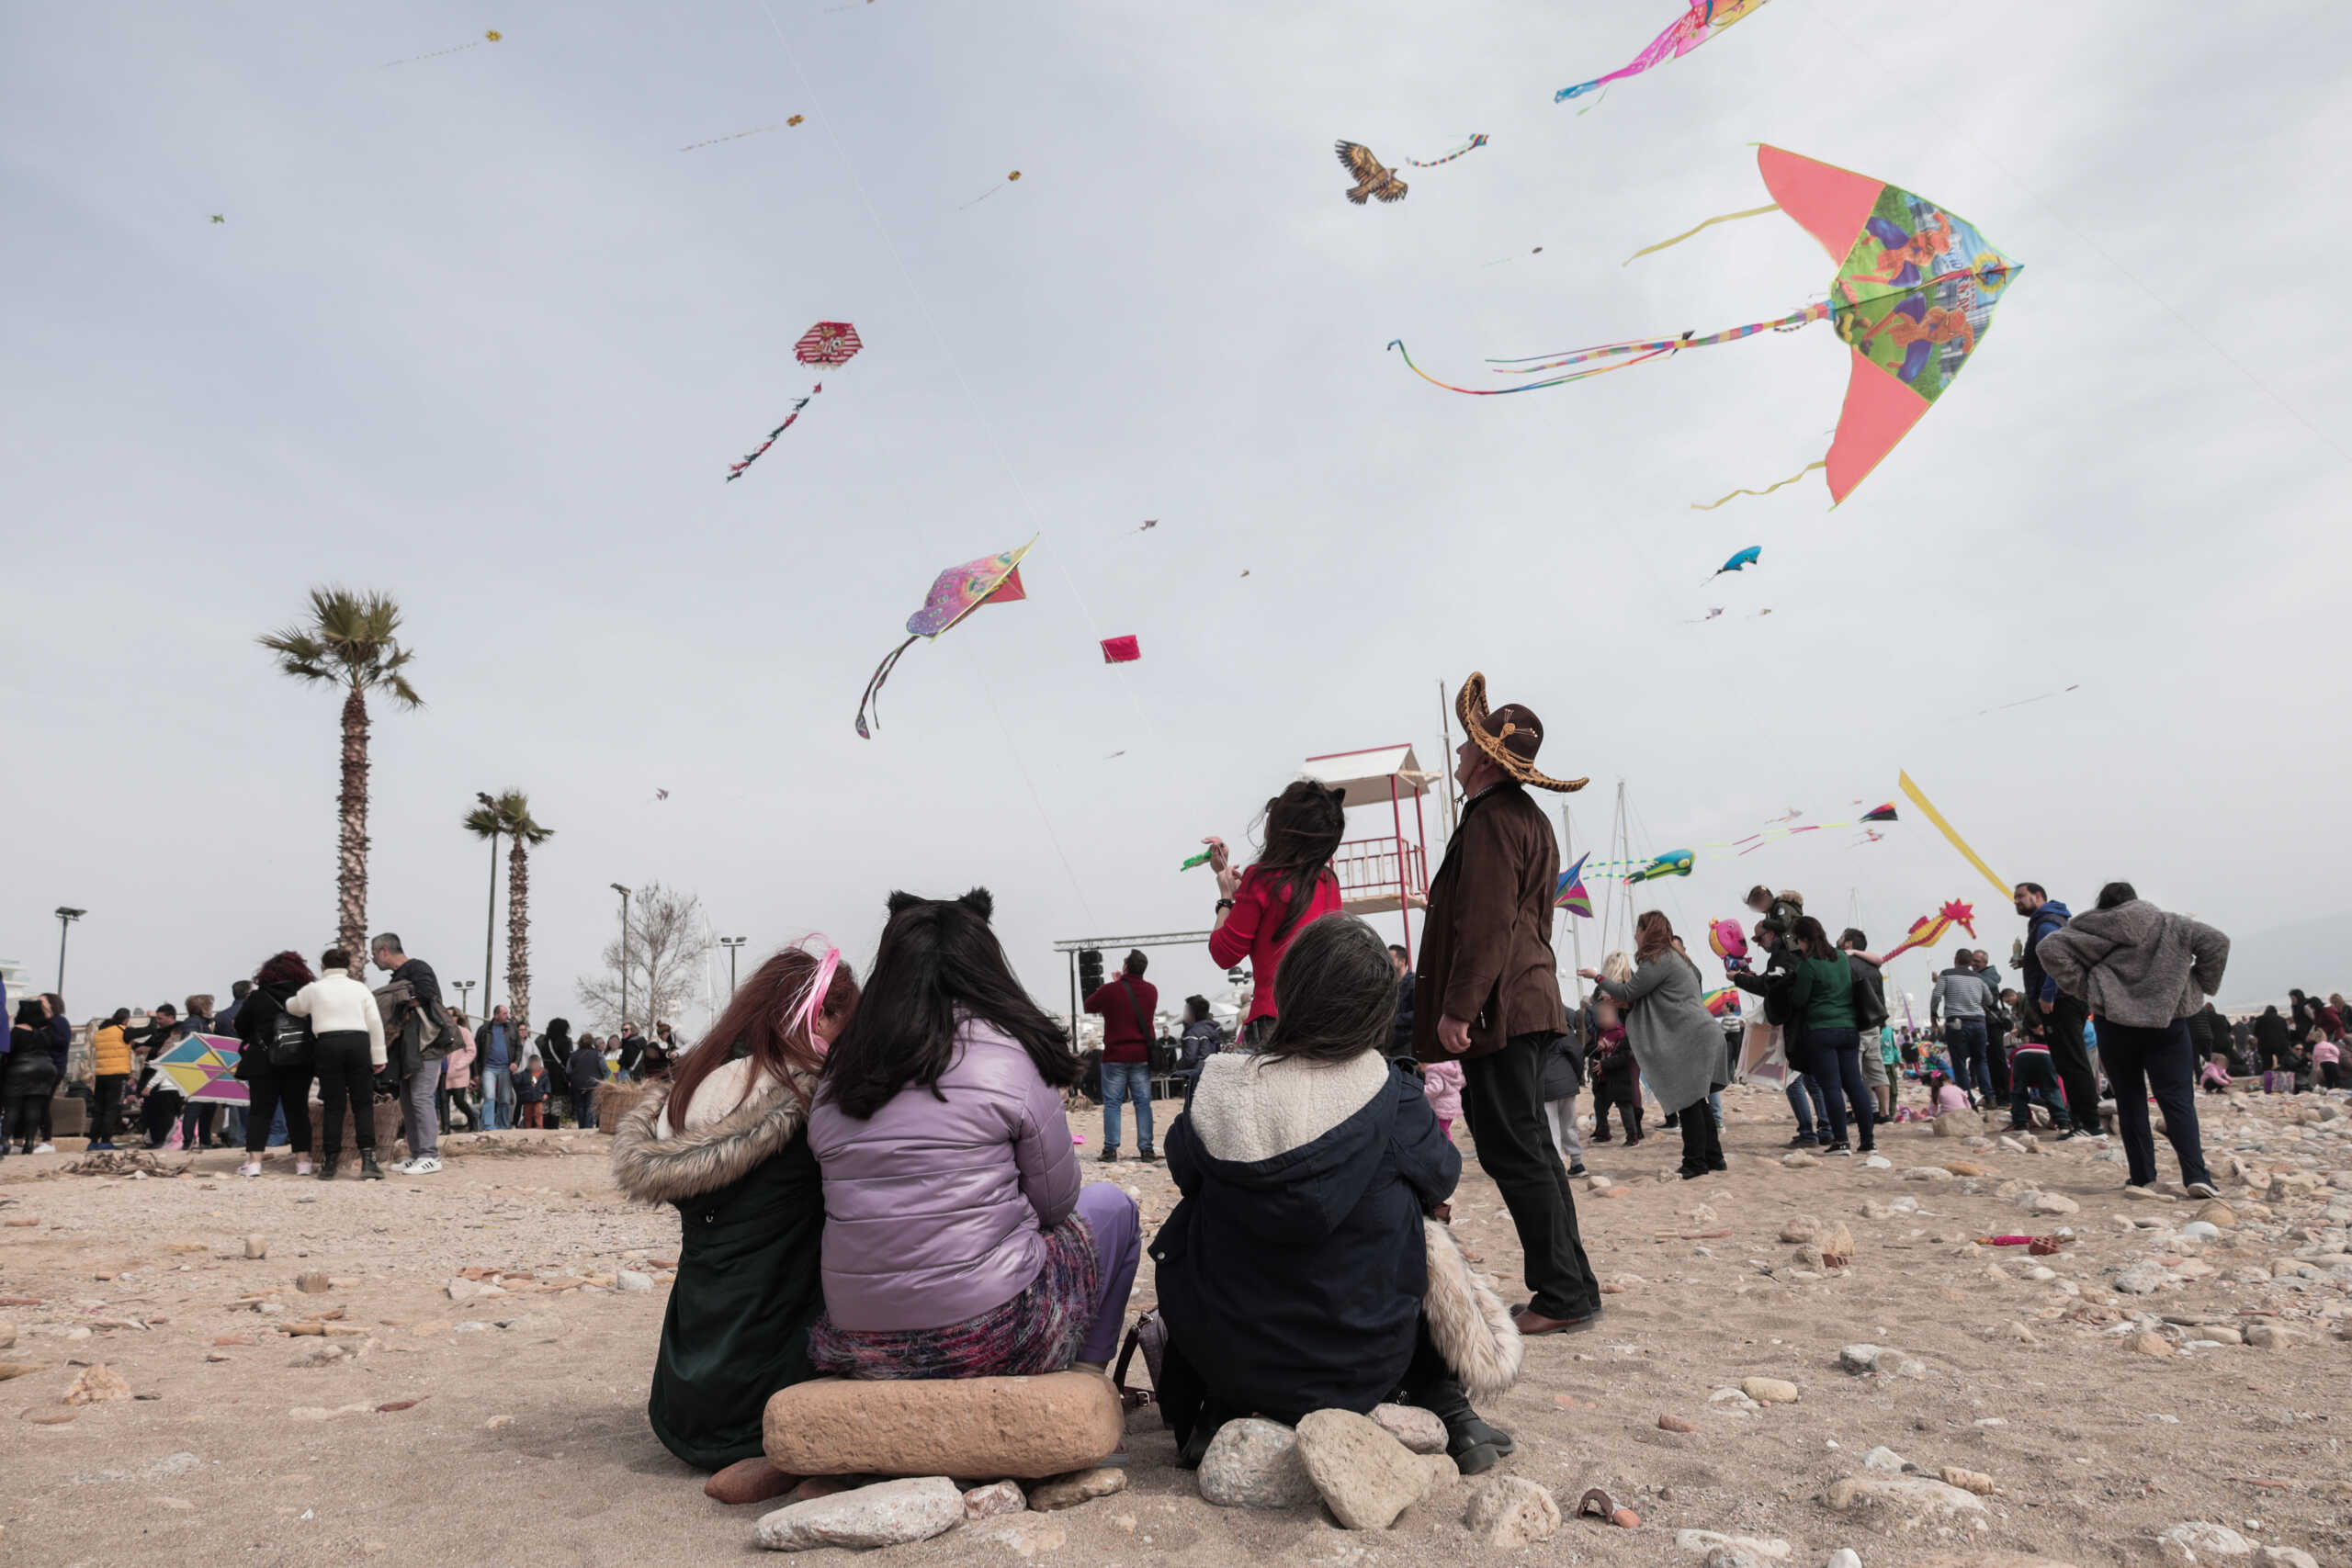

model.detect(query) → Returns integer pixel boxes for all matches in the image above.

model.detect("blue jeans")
[1783,1073,1828,1139]
[1101,1060,1154,1154]
[480,1066,514,1130]
[1945,1018,1991,1104]
[1801,1027,1875,1148]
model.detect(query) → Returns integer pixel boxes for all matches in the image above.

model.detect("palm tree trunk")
[506,839,532,1036]
[337,684,371,959]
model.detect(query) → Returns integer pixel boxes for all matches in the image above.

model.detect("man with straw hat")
[1416,674,1600,1335]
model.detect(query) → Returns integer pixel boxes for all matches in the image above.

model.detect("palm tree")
[259,588,424,959]
[465,790,554,1034]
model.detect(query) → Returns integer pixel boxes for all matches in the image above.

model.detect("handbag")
[266,1006,313,1069]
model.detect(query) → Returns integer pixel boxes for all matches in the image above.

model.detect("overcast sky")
[6,1,2345,1030]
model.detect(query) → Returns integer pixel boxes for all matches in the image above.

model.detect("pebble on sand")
[754,1475,963,1551]
[1739,1377,1799,1404]
[1463,1475,1563,1549]
[1197,1417,1317,1509]
[1027,1467,1126,1512]
[63,1364,131,1404]
[244,1235,267,1259]
[961,1481,1027,1520]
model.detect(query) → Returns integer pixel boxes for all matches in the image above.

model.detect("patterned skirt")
[808,1214,1102,1381]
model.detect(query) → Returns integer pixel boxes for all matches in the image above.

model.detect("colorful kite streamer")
[1404,134,1489,167]
[1897,770,2008,897]
[379,29,502,69]
[682,125,777,152]
[1555,0,1772,103]
[961,171,1023,209]
[855,539,1035,739]
[1393,303,1826,396]
[727,321,863,482]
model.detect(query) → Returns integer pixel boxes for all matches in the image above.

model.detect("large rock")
[1197,1417,1317,1508]
[1370,1403,1448,1455]
[1295,1407,1432,1530]
[1673,1530,1792,1560]
[63,1364,131,1404]
[1740,1377,1800,1404]
[754,1475,962,1551]
[763,1371,1122,1481]
[1933,1109,1983,1137]
[2155,1522,2252,1564]
[1819,1474,1989,1533]
[1463,1476,1561,1550]
[707,1458,797,1506]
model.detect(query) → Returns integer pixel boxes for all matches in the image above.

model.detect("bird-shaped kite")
[1555,0,1773,105]
[1553,852,1594,918]
[1336,141,1408,206]
[1390,145,2018,508]
[855,539,1034,739]
[1877,898,1978,963]
[1626,849,1694,884]
[728,321,862,481]
[1707,546,1761,581]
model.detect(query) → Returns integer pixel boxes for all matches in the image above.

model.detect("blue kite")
[1706,545,1761,581]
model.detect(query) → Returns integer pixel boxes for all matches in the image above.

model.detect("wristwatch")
[1216,898,1235,912]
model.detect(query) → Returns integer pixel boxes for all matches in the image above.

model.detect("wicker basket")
[595,1080,650,1134]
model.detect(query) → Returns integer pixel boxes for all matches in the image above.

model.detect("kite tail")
[1403,134,1488,167]
[1390,337,1680,396]
[725,388,820,480]
[1690,457,1827,511]
[854,635,919,739]
[1623,203,1781,265]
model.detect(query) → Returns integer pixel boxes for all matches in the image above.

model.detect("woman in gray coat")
[1580,912,1727,1180]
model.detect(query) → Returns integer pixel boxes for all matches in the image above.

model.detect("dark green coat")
[612,1068,826,1470]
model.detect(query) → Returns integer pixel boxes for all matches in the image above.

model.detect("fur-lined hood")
[611,1073,814,1205]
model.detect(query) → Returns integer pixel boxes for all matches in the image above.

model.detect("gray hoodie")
[2034,899,2229,1030]
[1932,967,1986,1021]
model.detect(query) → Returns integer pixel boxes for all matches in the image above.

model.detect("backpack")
[1848,955,1889,1032]
[267,1004,313,1068]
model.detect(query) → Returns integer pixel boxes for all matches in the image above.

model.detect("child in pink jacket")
[1421,1059,1464,1140]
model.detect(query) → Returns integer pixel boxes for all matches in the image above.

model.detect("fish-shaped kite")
[1556,0,1773,105]
[1627,849,1694,885]
[1707,546,1761,581]
[1877,898,1979,964]
[855,539,1034,738]
[1390,146,2019,508]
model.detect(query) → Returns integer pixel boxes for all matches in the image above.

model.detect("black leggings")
[245,1064,314,1154]
[94,1075,127,1142]
[312,1032,377,1154]
[1678,1097,1724,1173]
[6,1087,53,1148]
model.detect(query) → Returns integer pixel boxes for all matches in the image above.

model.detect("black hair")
[820,887,1076,1119]
[1248,781,1348,942]
[108,1007,130,1025]
[1790,915,1837,962]
[1123,949,1148,976]
[1954,947,1973,966]
[2014,883,2046,898]
[1256,916,1396,1066]
[1386,944,1408,959]
[322,946,351,971]
[1838,928,1869,951]
[15,999,45,1029]
[231,980,254,999]
[1183,994,1211,1023]
[2095,881,2137,911]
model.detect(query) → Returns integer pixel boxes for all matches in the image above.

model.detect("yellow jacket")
[91,1025,131,1077]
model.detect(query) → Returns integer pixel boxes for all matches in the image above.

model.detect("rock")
[2179,1221,2222,1241]
[1944,1161,1988,1177]
[1740,1377,1800,1404]
[243,1235,267,1260]
[2194,1201,2237,1226]
[1838,1345,1883,1374]
[1673,1529,1792,1560]
[2257,1549,2318,1568]
[1933,1110,1983,1137]
[961,1481,1026,1521]
[62,1364,131,1404]
[1784,1152,1820,1168]
[782,1476,855,1505]
[1370,1402,1448,1455]
[2245,1325,2305,1349]
[1779,1215,1825,1244]
[0,1322,12,1351]
[292,1342,347,1367]
[616,1269,654,1293]
[707,1458,798,1506]
[2202,1325,2244,1346]
[1708,1387,1762,1411]
[2114,1262,2170,1295]
[2129,1331,2176,1359]
[1295,1407,1432,1530]
[1903,1167,1956,1182]
[1658,1414,1697,1433]
[763,1371,1123,1481]
[2122,1184,2170,1201]
[753,1475,963,1551]
[1861,1155,1893,1169]
[1822,1224,1855,1266]
[975,1516,1067,1559]
[1794,1244,1826,1270]
[1197,1417,1317,1508]
[2154,1522,2252,1564]
[0,1360,48,1381]
[1463,1476,1561,1550]
[1861,1446,1909,1472]
[1826,1553,1861,1568]
[2024,1191,2080,1216]
[1613,1506,1643,1528]
[295,1271,333,1294]
[446,1279,481,1303]
[1939,1466,1996,1495]
[1028,1467,1125,1512]
[1819,1475,1989,1533]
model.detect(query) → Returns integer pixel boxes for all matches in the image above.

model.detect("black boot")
[359,1150,385,1180]
[316,1151,339,1180]
[1408,1376,1516,1474]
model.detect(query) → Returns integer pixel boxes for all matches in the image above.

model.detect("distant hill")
[2215,911,2346,1010]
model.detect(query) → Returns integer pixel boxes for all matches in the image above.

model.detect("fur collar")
[1188,1050,1391,1165]
[611,1072,814,1205]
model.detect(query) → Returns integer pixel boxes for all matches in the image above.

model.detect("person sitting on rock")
[612,940,858,1481]
[807,890,1141,1384]
[1149,914,1521,1474]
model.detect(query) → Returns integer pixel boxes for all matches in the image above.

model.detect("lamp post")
[54,907,85,995]
[719,936,748,998]
[610,884,633,1032]
[452,979,477,1023]
[476,792,500,1020]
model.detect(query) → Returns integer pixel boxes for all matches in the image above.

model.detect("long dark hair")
[1246,781,1348,942]
[1257,915,1395,1066]
[1791,916,1838,961]
[670,944,859,1123]
[820,888,1076,1120]
[255,951,315,990]
[1634,910,1675,963]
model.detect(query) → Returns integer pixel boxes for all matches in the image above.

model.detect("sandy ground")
[4,1087,2350,1568]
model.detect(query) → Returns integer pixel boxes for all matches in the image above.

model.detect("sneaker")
[390,1157,417,1174]
[88,1140,117,1151]
[407,1156,443,1175]
[1139,1149,1160,1164]
[1786,1134,1816,1148]
[32,1143,54,1155]
[1824,1140,1853,1156]
[2185,1180,2220,1199]
[237,1160,263,1179]
[295,1158,314,1177]
[1097,1148,1121,1163]
[1566,1163,1589,1179]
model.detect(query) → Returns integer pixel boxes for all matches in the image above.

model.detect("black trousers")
[245,1064,314,1154]
[313,1031,377,1154]
[94,1074,127,1142]
[2007,1049,2069,1129]
[2045,995,2100,1132]
[1677,1097,1724,1174]
[1984,1021,2012,1099]
[1460,1032,1600,1321]
[2098,1020,2211,1189]
[6,1089,51,1148]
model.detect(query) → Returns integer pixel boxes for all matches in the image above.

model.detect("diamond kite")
[1553,852,1594,918]
[855,539,1034,739]
[728,321,863,481]
[152,1033,249,1107]
[1555,1,1772,105]
[1390,145,2018,507]
[1100,635,1140,664]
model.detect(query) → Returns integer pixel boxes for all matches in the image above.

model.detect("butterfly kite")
[1553,852,1593,918]
[1335,136,1487,206]
[1555,1,1772,105]
[1878,898,1978,963]
[729,321,862,481]
[1390,146,2019,508]
[855,539,1034,738]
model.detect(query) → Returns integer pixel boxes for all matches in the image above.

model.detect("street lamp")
[476,792,500,1021]
[611,884,633,1032]
[452,979,477,1022]
[54,908,85,995]
[719,936,748,998]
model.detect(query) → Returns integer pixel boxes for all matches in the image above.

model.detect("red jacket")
[1085,976,1159,1064]
[1209,866,1344,1027]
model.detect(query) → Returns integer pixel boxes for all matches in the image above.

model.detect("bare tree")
[576,882,711,1032]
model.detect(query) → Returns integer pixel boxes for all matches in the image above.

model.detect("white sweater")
[286,968,389,1066]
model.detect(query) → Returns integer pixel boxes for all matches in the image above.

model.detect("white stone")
[616,1269,653,1293]
[1837,1345,1883,1374]
[755,1476,963,1551]
[1826,1552,1862,1568]
[2154,1522,2252,1564]
[1674,1529,1792,1560]
[1860,1446,1908,1472]
[1818,1475,1988,1533]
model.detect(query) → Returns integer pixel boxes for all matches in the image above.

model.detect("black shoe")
[359,1151,385,1179]
[1138,1149,1159,1163]
[1662,1113,1679,1129]
[1098,1147,1120,1163]
[1406,1379,1516,1474]
[1590,1131,1612,1145]
[1787,1134,1816,1148]
[1706,1157,1728,1172]
[1566,1163,1588,1178]
[1823,1139,1852,1156]
[316,1153,339,1180]
[1679,1166,1706,1180]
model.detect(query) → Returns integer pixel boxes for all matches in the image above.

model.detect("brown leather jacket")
[1413,784,1569,1063]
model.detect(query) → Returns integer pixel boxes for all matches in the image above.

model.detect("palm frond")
[488,788,554,844]
[461,806,504,839]
[261,584,426,706]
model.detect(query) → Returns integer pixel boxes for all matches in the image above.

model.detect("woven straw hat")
[1457,672,1587,794]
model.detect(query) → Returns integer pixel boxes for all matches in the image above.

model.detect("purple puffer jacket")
[809,1018,1080,1333]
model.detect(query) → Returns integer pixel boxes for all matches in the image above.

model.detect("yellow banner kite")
[1897,771,2007,897]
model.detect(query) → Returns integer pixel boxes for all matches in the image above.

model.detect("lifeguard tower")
[1299,744,1436,961]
